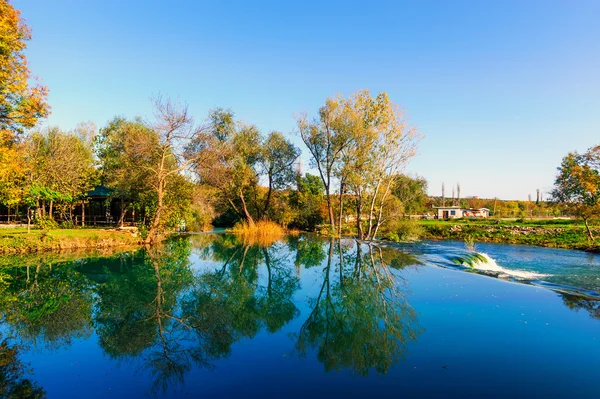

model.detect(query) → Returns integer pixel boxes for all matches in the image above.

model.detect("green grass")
[0,228,141,254]
[418,218,599,251]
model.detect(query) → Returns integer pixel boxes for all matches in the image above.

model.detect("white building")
[434,206,490,219]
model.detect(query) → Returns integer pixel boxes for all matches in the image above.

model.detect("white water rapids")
[468,253,550,279]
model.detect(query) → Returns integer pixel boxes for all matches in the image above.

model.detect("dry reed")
[229,220,285,246]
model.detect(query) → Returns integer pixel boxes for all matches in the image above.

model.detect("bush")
[384,232,401,242]
[60,220,75,229]
[35,216,58,230]
[185,208,214,232]
[137,224,149,241]
[394,219,424,241]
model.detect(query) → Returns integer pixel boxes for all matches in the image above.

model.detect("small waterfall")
[452,252,549,280]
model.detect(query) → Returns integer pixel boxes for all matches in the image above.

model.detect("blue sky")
[14,0,600,200]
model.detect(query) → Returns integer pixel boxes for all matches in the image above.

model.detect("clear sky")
[14,0,600,200]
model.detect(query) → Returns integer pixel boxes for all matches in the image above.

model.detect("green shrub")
[59,220,75,229]
[384,232,401,242]
[137,224,149,241]
[395,219,424,241]
[35,216,58,230]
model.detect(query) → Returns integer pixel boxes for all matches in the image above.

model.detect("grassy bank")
[0,228,141,254]
[419,219,599,251]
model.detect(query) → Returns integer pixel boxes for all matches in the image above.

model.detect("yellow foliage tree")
[0,0,50,138]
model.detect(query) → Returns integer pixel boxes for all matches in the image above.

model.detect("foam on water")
[469,252,550,279]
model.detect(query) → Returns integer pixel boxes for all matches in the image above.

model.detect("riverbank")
[419,219,599,251]
[0,227,141,254]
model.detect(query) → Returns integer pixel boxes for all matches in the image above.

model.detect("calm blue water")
[0,234,599,398]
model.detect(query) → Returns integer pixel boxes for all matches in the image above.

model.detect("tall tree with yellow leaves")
[0,0,49,211]
[0,0,49,138]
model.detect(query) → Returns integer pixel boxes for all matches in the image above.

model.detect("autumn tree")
[324,90,421,239]
[0,0,49,222]
[296,97,353,234]
[552,146,600,241]
[0,133,27,213]
[0,0,49,138]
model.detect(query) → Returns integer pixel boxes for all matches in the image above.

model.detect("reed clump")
[229,220,285,246]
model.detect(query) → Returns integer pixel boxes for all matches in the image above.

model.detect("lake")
[0,234,599,398]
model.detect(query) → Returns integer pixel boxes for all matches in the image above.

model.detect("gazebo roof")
[87,185,114,198]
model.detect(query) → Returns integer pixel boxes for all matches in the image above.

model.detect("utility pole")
[442,182,446,207]
[493,197,498,218]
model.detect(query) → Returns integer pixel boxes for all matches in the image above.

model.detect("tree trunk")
[584,217,595,241]
[27,207,31,234]
[118,197,125,228]
[356,191,363,240]
[325,185,335,235]
[371,179,393,240]
[81,201,85,227]
[239,189,254,225]
[366,180,382,240]
[262,174,273,220]
[338,180,344,237]
[148,181,165,243]
[49,200,54,220]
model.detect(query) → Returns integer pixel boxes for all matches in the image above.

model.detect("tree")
[96,117,156,226]
[26,127,97,220]
[146,96,202,242]
[0,0,49,138]
[290,173,326,230]
[552,146,600,241]
[338,91,420,240]
[0,133,28,212]
[259,131,299,219]
[296,97,353,234]
[392,174,428,216]
[189,108,262,224]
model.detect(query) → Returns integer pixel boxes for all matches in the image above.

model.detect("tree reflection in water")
[0,259,93,350]
[293,238,422,376]
[0,234,423,395]
[561,293,600,320]
[0,334,46,398]
[95,235,301,395]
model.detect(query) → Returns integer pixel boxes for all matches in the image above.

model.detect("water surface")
[0,234,599,398]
